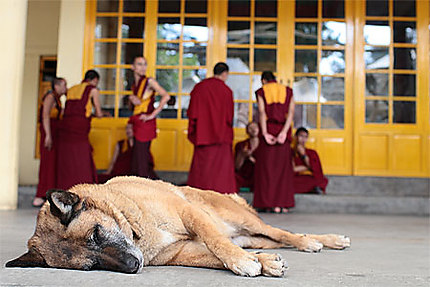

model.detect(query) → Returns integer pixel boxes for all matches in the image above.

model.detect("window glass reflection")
[95,17,118,39]
[227,48,250,73]
[294,104,317,129]
[393,74,415,97]
[296,0,318,18]
[393,101,415,123]
[321,77,344,101]
[119,95,133,118]
[293,77,318,103]
[366,100,388,123]
[99,94,116,116]
[157,18,181,41]
[158,95,178,119]
[322,21,346,46]
[122,17,145,39]
[255,0,277,17]
[226,75,250,100]
[393,0,416,17]
[97,0,118,12]
[228,21,250,44]
[94,42,117,65]
[394,48,416,70]
[366,0,388,16]
[365,46,389,70]
[156,69,179,93]
[255,22,277,45]
[228,0,251,17]
[185,0,207,13]
[182,69,206,94]
[295,23,317,45]
[366,73,388,96]
[321,105,344,129]
[394,21,417,44]
[295,50,317,73]
[158,0,180,13]
[95,68,116,91]
[183,42,206,66]
[121,43,144,65]
[119,69,134,93]
[322,0,344,18]
[234,102,249,128]
[181,95,190,119]
[123,0,145,13]
[184,18,208,41]
[364,21,390,46]
[320,50,345,75]
[254,49,276,72]
[157,43,179,66]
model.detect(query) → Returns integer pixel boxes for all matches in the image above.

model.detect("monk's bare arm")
[91,88,104,118]
[258,95,276,145]
[105,143,120,174]
[148,78,170,118]
[41,93,55,149]
[277,97,295,144]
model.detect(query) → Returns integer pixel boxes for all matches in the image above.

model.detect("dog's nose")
[126,256,141,274]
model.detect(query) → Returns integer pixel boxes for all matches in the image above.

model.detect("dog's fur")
[6,176,350,276]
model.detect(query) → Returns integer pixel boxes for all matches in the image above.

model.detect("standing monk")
[33,78,67,207]
[187,62,236,194]
[292,127,328,194]
[253,71,295,213]
[56,70,104,190]
[128,56,170,178]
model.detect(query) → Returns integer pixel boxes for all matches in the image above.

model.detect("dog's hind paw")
[253,252,288,277]
[226,254,262,277]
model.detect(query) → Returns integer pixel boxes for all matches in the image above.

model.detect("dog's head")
[6,189,143,273]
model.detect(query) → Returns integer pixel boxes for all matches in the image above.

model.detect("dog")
[6,176,350,277]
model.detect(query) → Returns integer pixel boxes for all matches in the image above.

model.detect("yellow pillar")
[0,0,28,209]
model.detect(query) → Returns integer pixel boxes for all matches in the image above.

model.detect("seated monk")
[292,127,328,194]
[98,123,134,183]
[234,122,259,193]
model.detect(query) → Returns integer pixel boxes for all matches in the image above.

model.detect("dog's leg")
[178,205,264,277]
[154,241,287,277]
[295,234,351,250]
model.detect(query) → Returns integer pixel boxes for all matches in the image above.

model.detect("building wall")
[19,0,61,185]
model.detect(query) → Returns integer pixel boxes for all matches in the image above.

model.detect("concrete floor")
[0,210,429,287]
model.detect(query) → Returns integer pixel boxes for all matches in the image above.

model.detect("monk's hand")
[263,133,277,145]
[277,131,287,144]
[129,95,141,105]
[297,144,305,156]
[139,113,155,122]
[44,135,53,150]
[249,156,256,163]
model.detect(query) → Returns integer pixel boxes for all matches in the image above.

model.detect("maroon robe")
[187,77,236,194]
[234,139,256,193]
[253,81,295,209]
[128,76,158,178]
[56,83,98,190]
[36,92,61,198]
[98,140,133,183]
[293,148,328,194]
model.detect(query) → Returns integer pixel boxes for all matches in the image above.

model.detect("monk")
[33,77,67,207]
[187,62,236,194]
[56,70,104,190]
[128,56,170,179]
[292,127,328,194]
[97,123,134,183]
[234,122,259,193]
[253,71,295,214]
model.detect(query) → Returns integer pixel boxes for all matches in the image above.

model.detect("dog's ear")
[46,189,80,225]
[5,248,48,268]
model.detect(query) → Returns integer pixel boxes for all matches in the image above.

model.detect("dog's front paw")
[225,253,262,277]
[253,252,288,277]
[322,234,351,249]
[297,235,323,252]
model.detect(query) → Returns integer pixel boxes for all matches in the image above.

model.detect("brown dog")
[6,176,350,276]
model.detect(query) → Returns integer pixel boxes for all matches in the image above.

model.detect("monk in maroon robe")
[98,124,134,183]
[128,56,170,179]
[234,122,259,193]
[293,127,328,194]
[56,70,104,190]
[253,71,295,213]
[33,78,67,207]
[187,62,236,194]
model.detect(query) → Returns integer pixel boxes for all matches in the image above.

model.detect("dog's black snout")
[126,256,140,273]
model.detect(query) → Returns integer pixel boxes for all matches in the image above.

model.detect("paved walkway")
[1,210,429,286]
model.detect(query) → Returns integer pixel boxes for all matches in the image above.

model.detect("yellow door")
[353,0,429,177]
